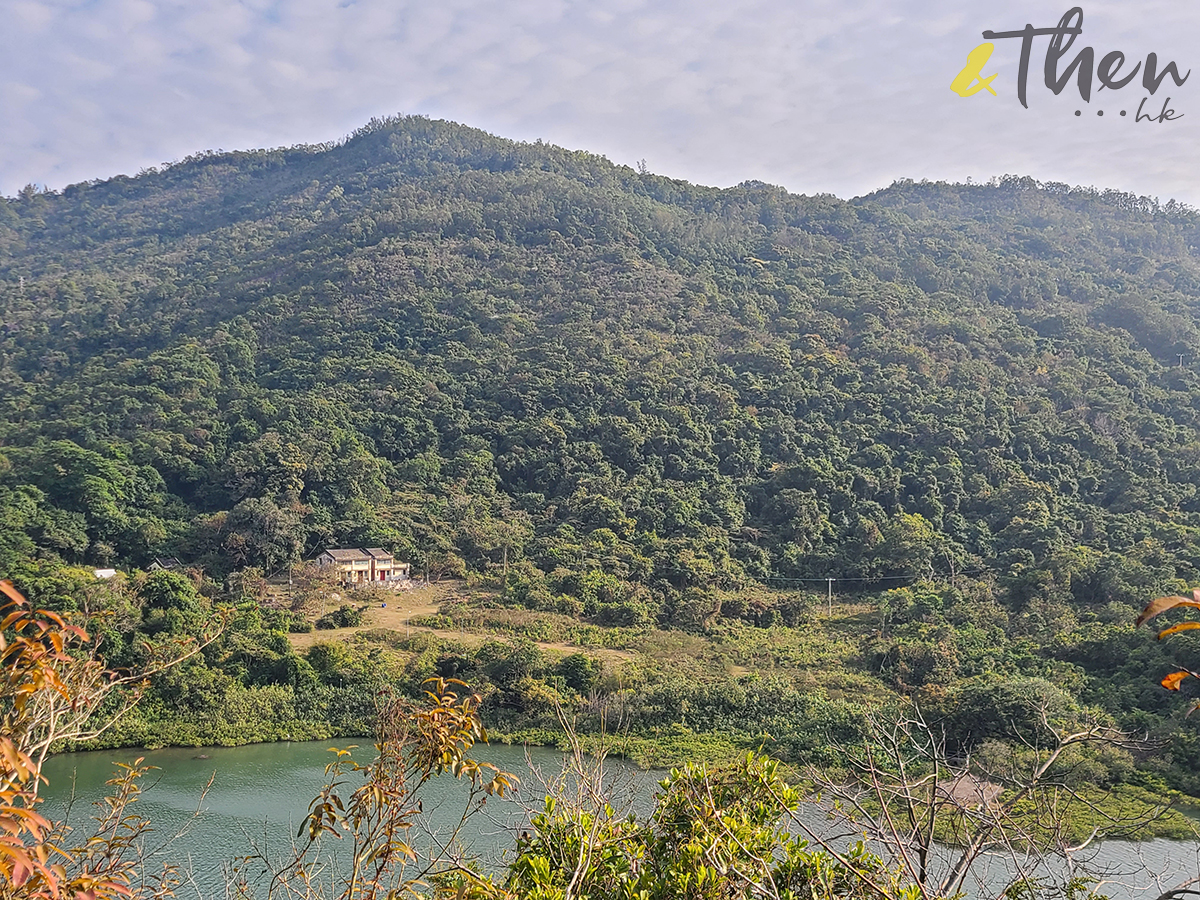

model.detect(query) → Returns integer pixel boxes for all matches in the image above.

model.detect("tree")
[476,510,535,586]
[1,575,514,900]
[801,706,1158,900]
[223,497,309,573]
[1,579,216,774]
[502,736,905,900]
[0,579,200,899]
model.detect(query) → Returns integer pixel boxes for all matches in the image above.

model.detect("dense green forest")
[5,116,1200,803]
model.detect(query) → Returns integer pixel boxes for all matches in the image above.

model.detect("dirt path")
[286,582,632,663]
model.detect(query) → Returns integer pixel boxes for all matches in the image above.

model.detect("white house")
[316,548,410,585]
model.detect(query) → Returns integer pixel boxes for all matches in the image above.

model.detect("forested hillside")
[4,116,1200,793]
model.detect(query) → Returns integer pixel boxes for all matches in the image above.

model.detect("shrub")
[315,604,365,629]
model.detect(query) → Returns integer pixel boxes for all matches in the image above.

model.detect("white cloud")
[0,0,1197,203]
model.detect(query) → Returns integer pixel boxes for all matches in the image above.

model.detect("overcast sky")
[2,0,1197,203]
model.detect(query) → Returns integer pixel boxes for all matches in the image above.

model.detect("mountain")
[4,116,1200,591]
[11,112,1200,787]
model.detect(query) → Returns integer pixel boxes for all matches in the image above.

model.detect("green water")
[40,741,654,898]
[38,741,1200,899]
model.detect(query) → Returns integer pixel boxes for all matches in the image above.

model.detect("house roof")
[151,557,182,569]
[320,548,408,566]
[321,548,371,561]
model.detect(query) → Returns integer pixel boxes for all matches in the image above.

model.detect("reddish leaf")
[10,858,31,887]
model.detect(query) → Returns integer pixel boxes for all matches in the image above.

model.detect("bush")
[315,604,365,629]
[558,653,601,692]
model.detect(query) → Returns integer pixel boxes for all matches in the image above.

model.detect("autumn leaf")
[1158,622,1200,640]
[1137,589,1200,627]
[1162,671,1194,691]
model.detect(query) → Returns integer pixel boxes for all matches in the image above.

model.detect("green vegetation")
[500,752,908,900]
[316,603,366,629]
[4,116,1200,813]
[3,574,1177,900]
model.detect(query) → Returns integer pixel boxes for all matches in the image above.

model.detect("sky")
[2,0,1198,203]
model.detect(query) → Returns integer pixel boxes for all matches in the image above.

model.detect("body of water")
[40,740,654,898]
[37,741,1200,900]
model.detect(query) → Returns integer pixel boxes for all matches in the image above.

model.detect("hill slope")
[4,118,1200,587]
[6,117,1200,781]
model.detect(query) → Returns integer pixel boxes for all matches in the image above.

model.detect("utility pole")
[827,577,833,617]
[1178,353,1187,368]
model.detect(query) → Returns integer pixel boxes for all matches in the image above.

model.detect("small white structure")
[93,569,118,580]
